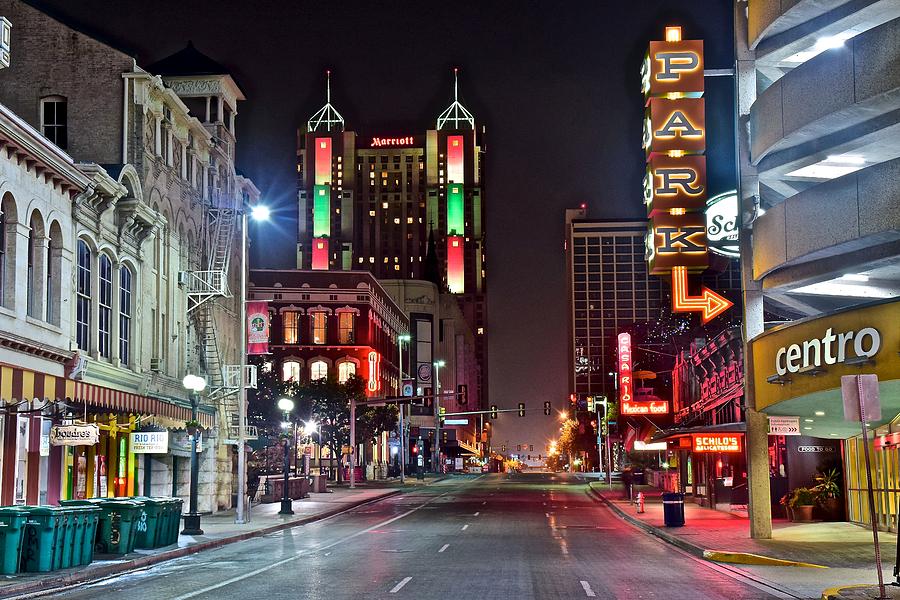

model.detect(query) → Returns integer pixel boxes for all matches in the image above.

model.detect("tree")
[356,404,399,468]
[306,376,351,482]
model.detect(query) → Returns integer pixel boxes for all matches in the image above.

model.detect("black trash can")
[662,492,685,527]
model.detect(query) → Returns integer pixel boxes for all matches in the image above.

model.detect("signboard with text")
[129,431,169,454]
[618,333,632,406]
[692,434,742,453]
[767,416,800,436]
[50,424,99,447]
[621,400,669,416]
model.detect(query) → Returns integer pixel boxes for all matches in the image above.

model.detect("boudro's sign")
[129,431,169,454]
[50,423,99,446]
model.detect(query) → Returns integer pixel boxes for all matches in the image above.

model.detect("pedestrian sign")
[767,416,800,436]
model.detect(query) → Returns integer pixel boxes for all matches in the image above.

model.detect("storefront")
[751,298,900,530]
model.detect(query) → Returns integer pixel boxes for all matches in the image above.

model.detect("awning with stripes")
[0,365,215,427]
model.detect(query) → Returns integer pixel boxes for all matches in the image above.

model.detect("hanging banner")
[50,423,99,446]
[247,301,270,355]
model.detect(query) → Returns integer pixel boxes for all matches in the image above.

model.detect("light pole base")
[181,513,204,536]
[278,499,294,515]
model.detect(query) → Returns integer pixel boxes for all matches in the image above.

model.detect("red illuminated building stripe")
[447,135,464,183]
[311,238,329,270]
[447,236,464,293]
[315,137,331,186]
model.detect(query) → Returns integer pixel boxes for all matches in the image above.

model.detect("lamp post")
[432,359,445,474]
[277,397,294,515]
[181,374,207,535]
[236,203,270,525]
[302,419,317,476]
[398,334,410,483]
[599,397,612,487]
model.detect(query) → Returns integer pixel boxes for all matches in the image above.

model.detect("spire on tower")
[308,69,345,133]
[437,67,475,130]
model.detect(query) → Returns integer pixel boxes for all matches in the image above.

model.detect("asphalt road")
[38,473,786,600]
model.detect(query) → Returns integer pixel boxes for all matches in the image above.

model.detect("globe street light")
[277,397,295,515]
[181,374,207,535]
[433,359,446,474]
[236,203,271,525]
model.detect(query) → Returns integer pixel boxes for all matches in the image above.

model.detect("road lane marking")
[170,486,463,600]
[461,524,469,531]
[580,581,596,597]
[438,544,449,553]
[473,511,480,516]
[390,577,412,593]
[482,501,486,505]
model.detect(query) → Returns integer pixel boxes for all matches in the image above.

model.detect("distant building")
[295,72,488,409]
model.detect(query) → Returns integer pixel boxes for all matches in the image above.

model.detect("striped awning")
[0,364,214,427]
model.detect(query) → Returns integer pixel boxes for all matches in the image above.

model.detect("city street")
[39,474,785,600]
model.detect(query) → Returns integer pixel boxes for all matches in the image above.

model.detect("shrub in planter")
[789,487,817,522]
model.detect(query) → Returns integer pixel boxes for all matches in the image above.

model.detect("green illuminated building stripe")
[447,184,464,235]
[313,185,330,237]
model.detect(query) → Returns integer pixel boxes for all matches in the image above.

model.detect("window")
[337,361,356,383]
[338,312,355,344]
[40,96,67,149]
[76,241,91,351]
[282,360,301,382]
[310,312,327,344]
[26,222,35,318]
[119,266,132,365]
[0,207,5,304]
[310,360,328,381]
[98,255,112,358]
[283,311,300,344]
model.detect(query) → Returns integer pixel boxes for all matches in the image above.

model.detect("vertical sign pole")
[349,397,356,489]
[857,376,886,600]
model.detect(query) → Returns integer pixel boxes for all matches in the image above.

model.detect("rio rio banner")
[247,301,270,355]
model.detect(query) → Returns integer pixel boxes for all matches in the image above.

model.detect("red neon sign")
[621,400,669,415]
[671,266,733,323]
[618,332,632,405]
[370,136,415,147]
[367,351,381,393]
[692,434,742,453]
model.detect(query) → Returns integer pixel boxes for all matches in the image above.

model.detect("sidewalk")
[0,482,421,598]
[587,482,899,599]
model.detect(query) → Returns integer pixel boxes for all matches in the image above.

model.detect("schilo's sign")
[692,434,742,453]
[705,191,739,258]
[642,26,732,323]
[50,424,99,446]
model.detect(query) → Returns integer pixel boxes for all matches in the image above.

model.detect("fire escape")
[183,191,257,443]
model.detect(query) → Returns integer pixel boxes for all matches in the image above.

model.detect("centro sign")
[775,327,880,376]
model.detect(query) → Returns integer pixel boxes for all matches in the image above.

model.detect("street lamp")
[301,419,317,476]
[181,374,207,535]
[277,397,295,515]
[598,397,612,486]
[433,359,446,474]
[397,334,410,483]
[236,203,270,525]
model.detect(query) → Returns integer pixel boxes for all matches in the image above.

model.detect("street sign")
[767,416,800,436]
[842,374,881,422]
[402,379,415,397]
[444,419,469,425]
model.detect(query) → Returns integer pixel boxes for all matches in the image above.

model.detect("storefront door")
[847,437,900,531]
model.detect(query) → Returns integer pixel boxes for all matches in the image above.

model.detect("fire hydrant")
[636,491,645,514]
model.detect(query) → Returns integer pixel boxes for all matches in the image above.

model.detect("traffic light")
[458,384,467,405]
[412,444,418,454]
[543,401,551,416]
[490,405,498,419]
[518,402,525,417]
[587,396,595,413]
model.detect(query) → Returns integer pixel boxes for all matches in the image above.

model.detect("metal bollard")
[637,492,645,514]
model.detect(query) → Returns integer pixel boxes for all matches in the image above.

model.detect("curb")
[585,483,827,569]
[821,584,900,600]
[1,489,402,599]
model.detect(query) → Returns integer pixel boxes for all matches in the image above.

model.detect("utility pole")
[433,360,445,473]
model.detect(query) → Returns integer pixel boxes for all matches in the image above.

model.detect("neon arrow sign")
[671,266,733,323]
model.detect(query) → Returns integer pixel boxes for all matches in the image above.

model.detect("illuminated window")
[407,217,413,224]
[310,312,327,344]
[369,210,376,217]
[393,218,400,224]
[382,202,388,209]
[282,360,301,382]
[394,265,400,271]
[283,311,300,344]
[338,361,356,383]
[310,360,328,381]
[338,312,355,344]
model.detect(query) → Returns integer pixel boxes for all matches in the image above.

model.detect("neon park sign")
[370,136,415,148]
[692,434,742,453]
[621,400,669,415]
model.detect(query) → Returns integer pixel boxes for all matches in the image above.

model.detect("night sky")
[33,0,735,450]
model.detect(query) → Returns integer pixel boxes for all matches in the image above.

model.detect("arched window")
[26,219,35,317]
[119,265,132,365]
[46,222,63,326]
[310,360,328,381]
[76,240,91,350]
[282,360,301,383]
[0,193,15,309]
[98,254,112,358]
[0,207,5,305]
[337,361,356,384]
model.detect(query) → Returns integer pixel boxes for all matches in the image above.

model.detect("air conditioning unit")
[177,271,188,286]
[150,358,163,373]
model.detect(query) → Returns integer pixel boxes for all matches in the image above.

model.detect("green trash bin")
[165,498,184,546]
[98,500,142,555]
[59,500,100,566]
[132,497,165,549]
[79,506,100,565]
[20,506,64,573]
[0,507,28,574]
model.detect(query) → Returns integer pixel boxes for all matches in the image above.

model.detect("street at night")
[37,475,782,600]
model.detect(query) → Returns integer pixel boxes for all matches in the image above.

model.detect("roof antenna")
[307,68,345,133]
[437,66,474,131]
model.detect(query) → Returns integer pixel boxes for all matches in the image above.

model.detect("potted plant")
[789,487,816,522]
[185,419,202,436]
[814,468,843,521]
